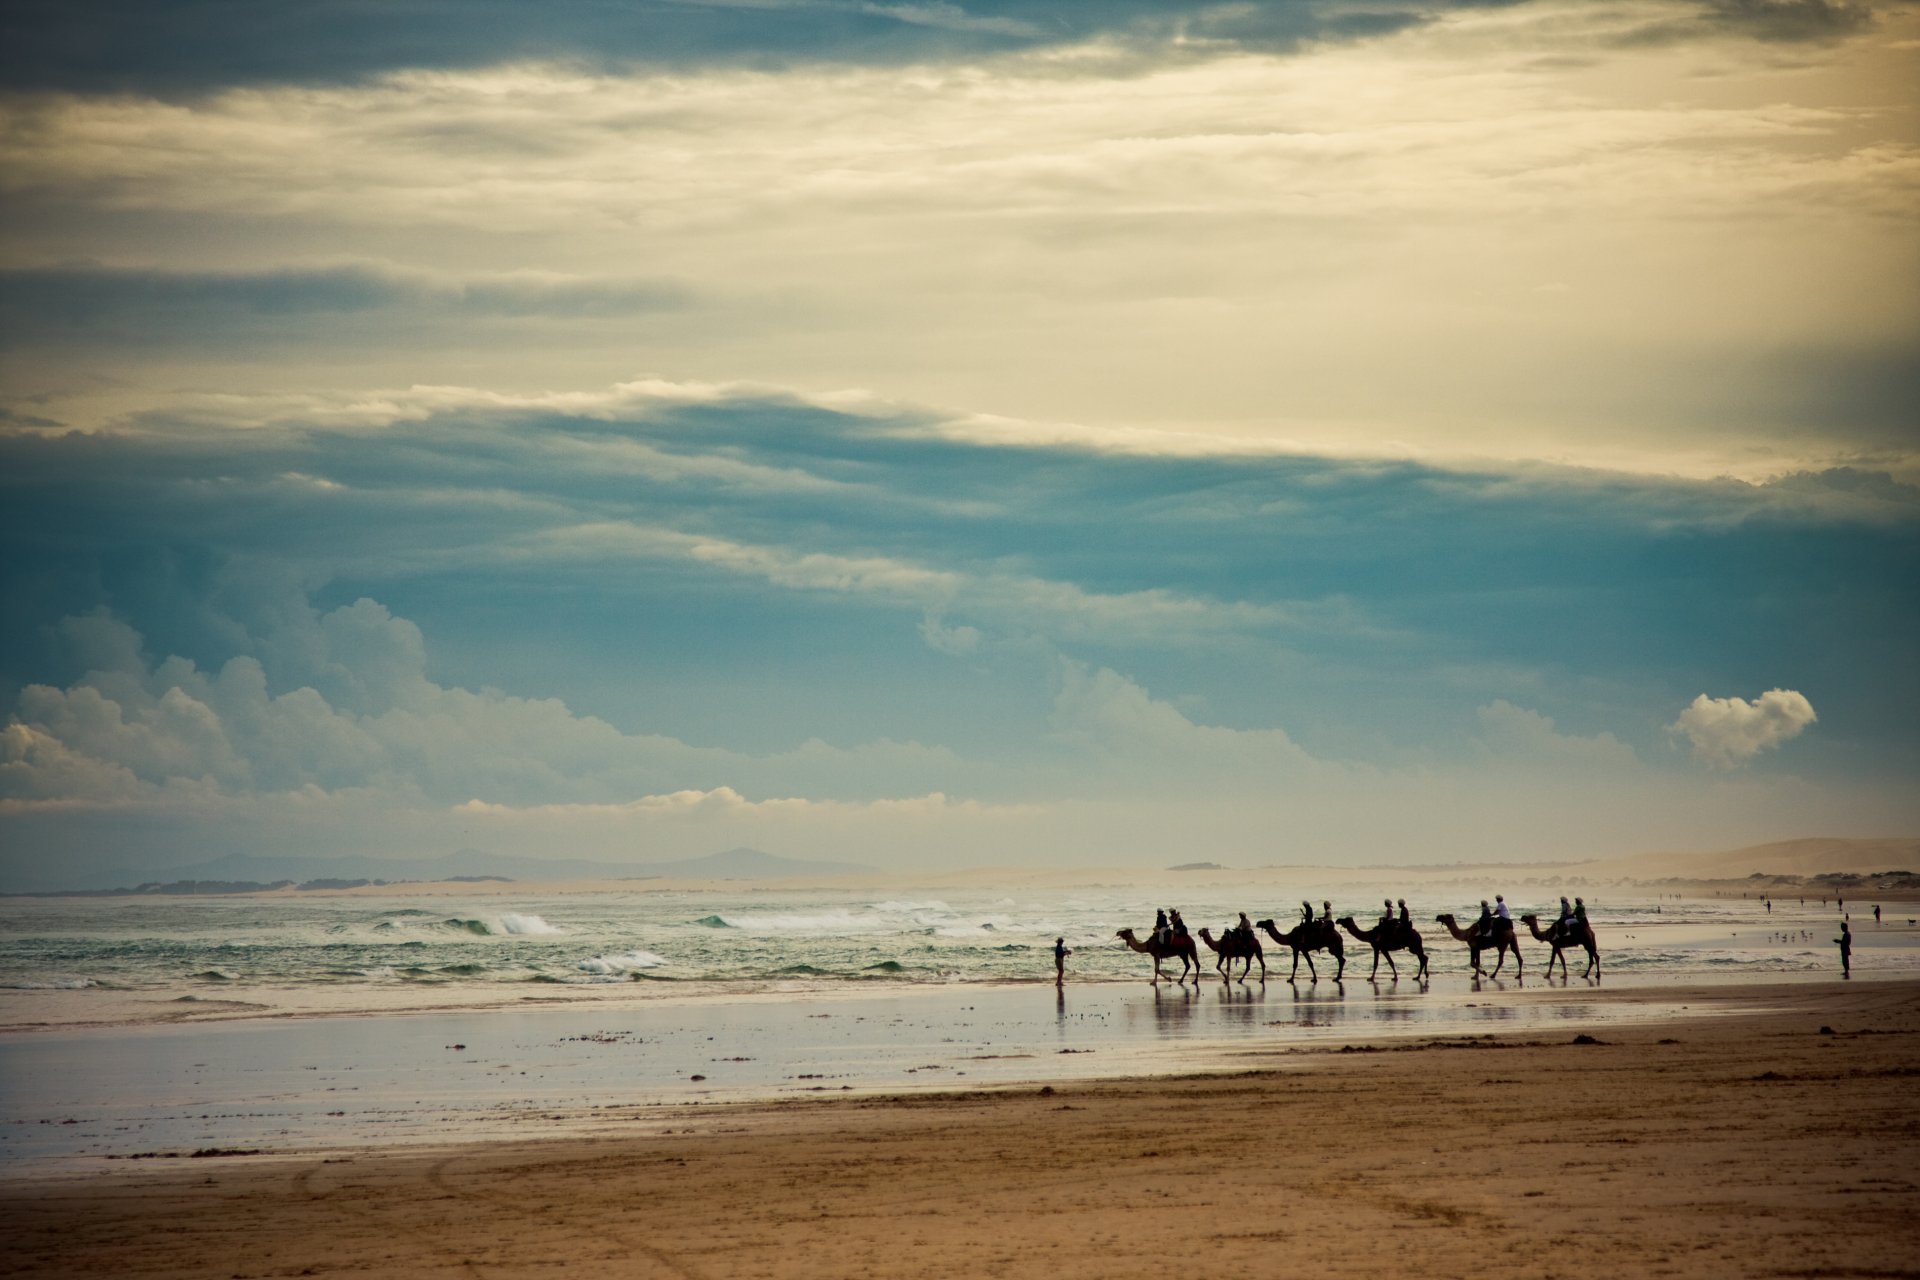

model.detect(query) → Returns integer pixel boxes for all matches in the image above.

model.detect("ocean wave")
[361,913,564,938]
[190,969,238,981]
[576,950,667,975]
[0,977,99,989]
[496,913,562,936]
[692,915,733,928]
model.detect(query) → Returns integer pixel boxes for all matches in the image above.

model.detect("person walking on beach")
[1835,923,1851,977]
[1874,904,1882,925]
[1054,937,1072,984]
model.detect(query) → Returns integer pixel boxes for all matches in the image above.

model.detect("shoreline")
[1,972,1904,1171]
[3,977,1915,1278]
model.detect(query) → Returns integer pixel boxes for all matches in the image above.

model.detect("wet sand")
[3,978,1916,1279]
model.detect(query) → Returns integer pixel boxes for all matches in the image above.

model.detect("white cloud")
[1669,688,1818,768]
[0,602,968,811]
[1474,699,1640,770]
[1045,660,1320,782]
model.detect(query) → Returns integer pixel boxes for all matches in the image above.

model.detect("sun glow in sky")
[1,0,1916,887]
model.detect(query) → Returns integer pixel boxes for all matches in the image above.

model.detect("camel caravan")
[1117,894,1598,984]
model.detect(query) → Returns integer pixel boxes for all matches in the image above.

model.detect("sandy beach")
[4,976,1915,1279]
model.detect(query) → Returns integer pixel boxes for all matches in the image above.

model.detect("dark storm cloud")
[0,264,687,350]
[1614,0,1877,45]
[2,391,1915,778]
[0,0,1517,95]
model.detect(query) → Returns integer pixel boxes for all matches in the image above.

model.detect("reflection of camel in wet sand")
[1115,928,1202,984]
[1255,918,1345,981]
[1197,927,1267,982]
[1434,914,1523,977]
[1336,916,1428,981]
[1520,914,1599,978]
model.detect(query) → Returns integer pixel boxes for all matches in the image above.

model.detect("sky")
[2,0,1916,887]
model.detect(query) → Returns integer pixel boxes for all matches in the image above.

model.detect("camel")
[1336,915,1428,981]
[1115,927,1202,984]
[1433,913,1523,978]
[1255,918,1345,981]
[1520,913,1599,979]
[1197,926,1267,982]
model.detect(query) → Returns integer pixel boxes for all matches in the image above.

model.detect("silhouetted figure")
[1836,923,1851,978]
[1169,908,1188,942]
[1054,936,1072,984]
[1397,898,1410,927]
[1874,904,1881,925]
[1301,900,1315,926]
[1154,907,1170,948]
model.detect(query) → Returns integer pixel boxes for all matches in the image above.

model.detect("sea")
[2,886,1912,1169]
[1,886,1908,997]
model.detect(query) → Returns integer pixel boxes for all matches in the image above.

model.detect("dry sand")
[3,978,1916,1279]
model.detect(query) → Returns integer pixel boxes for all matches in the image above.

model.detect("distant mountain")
[4,846,875,894]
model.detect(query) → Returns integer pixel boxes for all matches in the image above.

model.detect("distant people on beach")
[1054,937,1072,984]
[1874,904,1881,925]
[1835,923,1851,978]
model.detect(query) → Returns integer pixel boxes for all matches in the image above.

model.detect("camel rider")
[1493,895,1511,928]
[1476,899,1493,940]
[1322,901,1333,931]
[1556,896,1574,942]
[1301,900,1314,927]
[1397,899,1411,927]
[1169,908,1189,941]
[1236,911,1253,941]
[1154,908,1170,948]
[1574,897,1588,928]
[1380,899,1395,931]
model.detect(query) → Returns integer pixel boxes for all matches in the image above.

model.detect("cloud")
[1669,688,1818,767]
[0,601,974,811]
[0,264,685,349]
[1617,0,1876,46]
[0,0,1530,95]
[1474,699,1641,770]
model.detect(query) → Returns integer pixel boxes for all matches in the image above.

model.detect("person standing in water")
[1054,937,1073,984]
[1835,923,1852,978]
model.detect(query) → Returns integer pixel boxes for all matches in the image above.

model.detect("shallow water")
[0,974,1778,1168]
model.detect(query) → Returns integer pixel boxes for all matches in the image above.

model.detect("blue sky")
[2,0,1916,884]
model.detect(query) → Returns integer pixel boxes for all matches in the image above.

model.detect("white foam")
[494,913,563,936]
